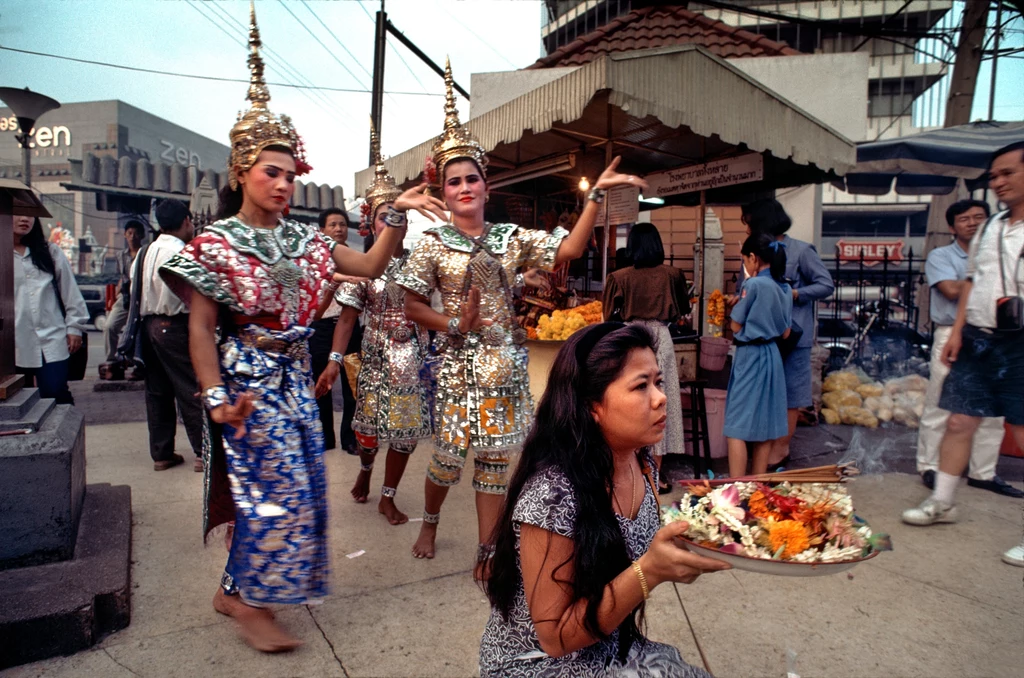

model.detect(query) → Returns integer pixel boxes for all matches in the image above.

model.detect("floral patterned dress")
[160,216,336,606]
[478,460,711,678]
[335,253,432,446]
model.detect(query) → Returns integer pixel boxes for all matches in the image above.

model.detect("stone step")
[0,397,55,433]
[0,387,40,421]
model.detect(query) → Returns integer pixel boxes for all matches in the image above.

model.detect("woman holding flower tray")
[724,233,793,478]
[480,323,728,677]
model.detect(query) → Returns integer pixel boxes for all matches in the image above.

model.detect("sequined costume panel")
[395,223,567,461]
[159,217,333,606]
[336,254,431,443]
[160,216,336,328]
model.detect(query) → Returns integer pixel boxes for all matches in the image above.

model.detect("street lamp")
[0,87,61,188]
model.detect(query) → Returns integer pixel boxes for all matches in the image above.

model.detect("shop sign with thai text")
[644,153,763,197]
[837,239,905,265]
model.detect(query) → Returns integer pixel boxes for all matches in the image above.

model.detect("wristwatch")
[328,351,344,365]
[587,187,607,203]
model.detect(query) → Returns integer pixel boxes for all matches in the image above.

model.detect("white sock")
[932,471,959,506]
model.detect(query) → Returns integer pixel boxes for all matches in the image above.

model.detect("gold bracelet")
[632,561,649,600]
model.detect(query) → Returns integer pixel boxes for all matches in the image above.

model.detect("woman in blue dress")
[724,233,793,478]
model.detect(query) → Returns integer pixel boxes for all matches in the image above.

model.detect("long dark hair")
[217,144,295,220]
[19,218,57,277]
[486,323,657,662]
[742,232,787,282]
[627,222,665,269]
[742,198,792,237]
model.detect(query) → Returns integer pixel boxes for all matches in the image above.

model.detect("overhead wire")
[0,46,442,96]
[431,0,519,69]
[355,1,432,95]
[278,0,369,89]
[195,0,356,134]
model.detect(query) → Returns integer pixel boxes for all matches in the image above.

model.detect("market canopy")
[356,45,855,204]
[834,120,1024,196]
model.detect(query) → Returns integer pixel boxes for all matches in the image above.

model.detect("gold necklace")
[613,460,638,518]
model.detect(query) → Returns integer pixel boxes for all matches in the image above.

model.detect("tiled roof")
[529,5,800,69]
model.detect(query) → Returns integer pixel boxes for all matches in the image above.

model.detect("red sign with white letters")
[836,239,905,266]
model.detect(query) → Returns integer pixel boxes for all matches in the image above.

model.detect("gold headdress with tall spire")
[430,57,487,180]
[362,122,402,227]
[228,1,312,189]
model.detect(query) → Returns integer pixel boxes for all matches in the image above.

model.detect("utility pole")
[988,1,1003,121]
[369,0,387,166]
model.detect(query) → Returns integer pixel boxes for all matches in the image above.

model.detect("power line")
[278,0,369,90]
[195,0,350,131]
[431,0,519,69]
[301,0,373,80]
[0,45,442,96]
[356,0,431,94]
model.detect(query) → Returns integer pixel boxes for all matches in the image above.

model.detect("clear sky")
[0,0,546,197]
[1,0,1021,199]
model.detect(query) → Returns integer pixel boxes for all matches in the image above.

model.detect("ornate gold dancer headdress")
[362,122,402,230]
[430,57,487,181]
[227,1,312,189]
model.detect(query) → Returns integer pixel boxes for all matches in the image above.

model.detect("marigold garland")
[707,289,725,337]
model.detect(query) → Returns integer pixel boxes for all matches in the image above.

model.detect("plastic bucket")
[680,387,728,458]
[699,336,731,372]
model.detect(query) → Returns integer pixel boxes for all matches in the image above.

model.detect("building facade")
[0,100,229,274]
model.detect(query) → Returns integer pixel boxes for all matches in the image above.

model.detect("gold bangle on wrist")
[632,561,649,600]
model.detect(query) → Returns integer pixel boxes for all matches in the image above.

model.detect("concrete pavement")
[2,415,1022,678]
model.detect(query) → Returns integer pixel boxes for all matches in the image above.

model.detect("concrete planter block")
[0,405,86,570]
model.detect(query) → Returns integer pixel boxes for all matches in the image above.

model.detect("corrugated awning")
[357,45,855,197]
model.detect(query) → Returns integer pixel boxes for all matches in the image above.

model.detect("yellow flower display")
[536,301,603,340]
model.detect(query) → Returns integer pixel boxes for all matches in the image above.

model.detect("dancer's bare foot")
[378,496,408,525]
[212,588,301,653]
[350,469,371,504]
[412,522,437,559]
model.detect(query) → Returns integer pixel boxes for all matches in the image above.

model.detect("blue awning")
[835,120,1023,195]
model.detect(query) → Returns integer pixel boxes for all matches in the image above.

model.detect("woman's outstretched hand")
[638,520,731,587]
[394,183,449,223]
[595,156,650,192]
[209,392,256,439]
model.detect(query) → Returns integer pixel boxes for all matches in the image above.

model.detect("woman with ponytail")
[723,233,794,478]
[480,323,727,677]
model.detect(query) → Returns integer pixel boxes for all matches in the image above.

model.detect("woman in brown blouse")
[603,223,689,491]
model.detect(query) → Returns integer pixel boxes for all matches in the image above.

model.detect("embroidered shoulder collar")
[204,216,316,265]
[422,222,518,254]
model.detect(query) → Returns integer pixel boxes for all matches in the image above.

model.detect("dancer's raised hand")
[395,183,449,223]
[595,156,649,192]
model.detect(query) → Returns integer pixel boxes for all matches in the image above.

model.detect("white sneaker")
[901,497,959,526]
[1002,545,1024,567]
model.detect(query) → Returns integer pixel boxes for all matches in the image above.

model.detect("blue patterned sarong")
[218,324,329,606]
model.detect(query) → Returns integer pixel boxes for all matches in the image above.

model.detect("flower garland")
[707,289,725,337]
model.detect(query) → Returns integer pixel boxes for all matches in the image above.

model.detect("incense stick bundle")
[677,463,860,488]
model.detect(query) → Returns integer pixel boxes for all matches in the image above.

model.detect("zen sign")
[837,239,905,266]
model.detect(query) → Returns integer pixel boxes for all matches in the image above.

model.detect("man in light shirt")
[903,141,1024,568]
[131,200,205,472]
[915,199,1020,498]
